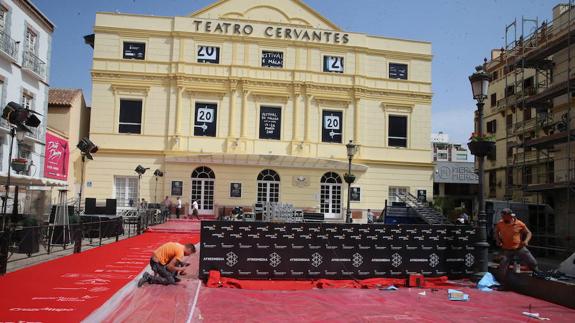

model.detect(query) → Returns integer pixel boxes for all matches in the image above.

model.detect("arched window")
[320,172,342,219]
[257,169,280,203]
[191,166,215,214]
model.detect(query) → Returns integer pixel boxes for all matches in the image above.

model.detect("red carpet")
[0,232,199,323]
[146,219,201,234]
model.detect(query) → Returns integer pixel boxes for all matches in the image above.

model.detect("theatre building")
[85,0,433,221]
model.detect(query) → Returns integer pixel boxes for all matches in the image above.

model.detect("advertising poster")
[44,131,69,180]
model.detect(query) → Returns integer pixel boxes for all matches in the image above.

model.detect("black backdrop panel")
[199,222,477,280]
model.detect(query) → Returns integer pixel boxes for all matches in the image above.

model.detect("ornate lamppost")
[468,65,492,275]
[344,140,357,223]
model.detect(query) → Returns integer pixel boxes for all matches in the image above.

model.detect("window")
[488,171,496,195]
[323,55,344,73]
[388,115,407,147]
[322,110,343,143]
[455,153,468,161]
[506,167,513,186]
[194,103,217,137]
[0,6,7,32]
[492,70,499,81]
[506,114,513,129]
[261,51,283,68]
[505,85,514,97]
[523,77,534,90]
[22,92,33,110]
[115,176,139,207]
[487,145,496,161]
[490,93,497,107]
[437,152,448,160]
[25,28,37,52]
[123,42,145,60]
[389,63,408,80]
[507,147,513,158]
[197,46,220,64]
[389,186,408,204]
[486,120,497,134]
[523,107,532,120]
[257,169,280,204]
[259,106,281,140]
[119,99,142,134]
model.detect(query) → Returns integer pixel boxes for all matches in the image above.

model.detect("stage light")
[153,169,164,177]
[77,137,98,160]
[135,165,149,175]
[2,101,41,133]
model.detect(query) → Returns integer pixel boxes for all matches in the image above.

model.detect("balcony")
[22,127,43,143]
[22,50,46,80]
[0,30,19,62]
[512,118,537,135]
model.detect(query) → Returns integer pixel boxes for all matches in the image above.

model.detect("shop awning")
[0,173,68,187]
[166,154,369,172]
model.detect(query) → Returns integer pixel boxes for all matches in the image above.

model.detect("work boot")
[138,272,151,287]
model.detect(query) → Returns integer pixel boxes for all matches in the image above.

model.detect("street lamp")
[468,64,491,275]
[344,140,357,223]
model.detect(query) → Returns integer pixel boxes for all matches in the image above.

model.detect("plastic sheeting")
[195,284,575,322]
[100,244,202,323]
[146,219,201,234]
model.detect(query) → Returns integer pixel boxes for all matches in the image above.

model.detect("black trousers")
[148,258,177,285]
[176,207,181,219]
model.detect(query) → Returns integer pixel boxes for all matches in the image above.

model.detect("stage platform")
[146,218,202,234]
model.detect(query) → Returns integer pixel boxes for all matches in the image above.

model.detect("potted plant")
[343,173,356,184]
[11,158,28,173]
[467,132,495,157]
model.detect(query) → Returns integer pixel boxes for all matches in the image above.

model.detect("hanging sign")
[323,56,344,73]
[44,131,69,180]
[259,106,282,140]
[261,51,283,68]
[322,110,343,143]
[171,181,183,196]
[197,46,220,63]
[123,42,145,60]
[194,103,217,137]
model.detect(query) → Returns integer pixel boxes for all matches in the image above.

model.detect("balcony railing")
[24,127,43,142]
[22,50,46,79]
[0,30,18,61]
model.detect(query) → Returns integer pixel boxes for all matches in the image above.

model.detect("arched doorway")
[191,166,215,215]
[320,172,342,219]
[257,169,280,204]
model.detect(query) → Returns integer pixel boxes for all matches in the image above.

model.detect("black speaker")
[105,199,117,215]
[85,198,97,215]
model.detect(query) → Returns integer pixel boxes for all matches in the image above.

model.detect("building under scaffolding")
[483,3,575,256]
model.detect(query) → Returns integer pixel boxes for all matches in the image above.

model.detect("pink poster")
[44,131,69,180]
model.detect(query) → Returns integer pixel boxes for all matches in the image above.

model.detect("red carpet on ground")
[0,231,199,323]
[146,218,202,234]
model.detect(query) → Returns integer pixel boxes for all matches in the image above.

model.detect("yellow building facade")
[86,0,433,221]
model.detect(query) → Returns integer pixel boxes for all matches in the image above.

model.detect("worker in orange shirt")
[138,242,196,287]
[494,208,539,280]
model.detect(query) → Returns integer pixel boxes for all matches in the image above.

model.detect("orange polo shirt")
[495,218,526,250]
[153,242,185,265]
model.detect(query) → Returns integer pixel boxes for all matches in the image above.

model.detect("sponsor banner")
[44,131,69,181]
[199,222,477,280]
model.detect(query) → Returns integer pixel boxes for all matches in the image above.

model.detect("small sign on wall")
[171,181,183,196]
[230,183,242,198]
[262,51,283,68]
[350,187,361,202]
[323,55,344,73]
[197,46,220,63]
[417,189,427,202]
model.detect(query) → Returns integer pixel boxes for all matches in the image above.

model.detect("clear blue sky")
[33,0,554,144]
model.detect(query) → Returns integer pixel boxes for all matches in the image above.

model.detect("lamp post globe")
[469,64,491,276]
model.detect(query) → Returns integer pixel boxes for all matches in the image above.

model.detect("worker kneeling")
[138,242,196,287]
